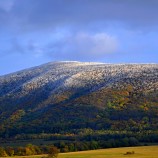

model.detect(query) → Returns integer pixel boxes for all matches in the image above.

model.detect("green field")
[3,146,158,158]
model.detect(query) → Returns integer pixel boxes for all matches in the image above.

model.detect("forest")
[0,86,158,156]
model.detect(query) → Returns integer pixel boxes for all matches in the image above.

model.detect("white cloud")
[49,32,119,60]
[75,32,118,55]
[0,30,119,61]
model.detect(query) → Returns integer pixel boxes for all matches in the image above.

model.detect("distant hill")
[0,61,158,138]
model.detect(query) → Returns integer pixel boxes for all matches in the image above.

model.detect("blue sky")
[0,0,158,75]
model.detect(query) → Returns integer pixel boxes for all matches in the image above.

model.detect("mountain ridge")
[0,61,158,138]
[1,62,158,95]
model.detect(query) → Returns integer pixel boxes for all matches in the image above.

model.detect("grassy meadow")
[2,146,158,158]
[59,146,158,158]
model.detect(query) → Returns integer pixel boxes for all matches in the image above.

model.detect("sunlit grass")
[4,146,158,158]
[59,146,158,158]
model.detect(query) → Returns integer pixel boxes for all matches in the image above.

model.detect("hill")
[0,61,158,147]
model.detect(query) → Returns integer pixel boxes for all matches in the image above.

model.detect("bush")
[47,146,59,158]
[0,147,8,157]
[124,151,135,155]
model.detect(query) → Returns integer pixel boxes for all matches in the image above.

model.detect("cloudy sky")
[0,0,158,75]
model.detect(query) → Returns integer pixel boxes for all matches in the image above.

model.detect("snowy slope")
[0,62,158,99]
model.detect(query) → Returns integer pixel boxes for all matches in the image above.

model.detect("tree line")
[0,144,59,157]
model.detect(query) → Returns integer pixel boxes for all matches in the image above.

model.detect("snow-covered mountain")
[0,61,158,99]
[0,61,158,137]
